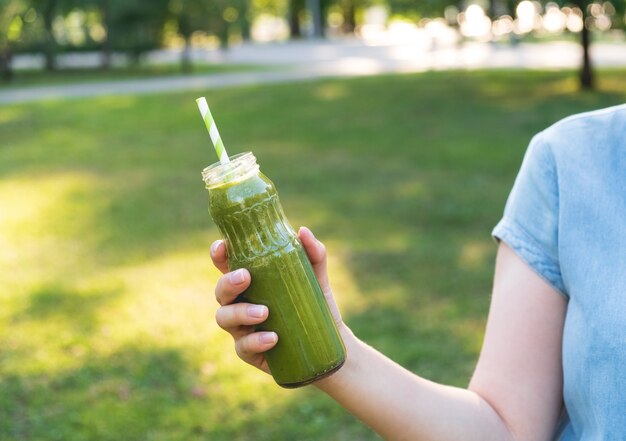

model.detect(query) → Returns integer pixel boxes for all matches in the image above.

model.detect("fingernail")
[210,241,221,255]
[230,269,246,285]
[306,227,320,243]
[260,332,277,344]
[248,304,267,318]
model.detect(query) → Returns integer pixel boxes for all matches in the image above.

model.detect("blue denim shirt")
[492,104,626,440]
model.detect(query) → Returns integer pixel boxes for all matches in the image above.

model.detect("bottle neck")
[202,152,259,189]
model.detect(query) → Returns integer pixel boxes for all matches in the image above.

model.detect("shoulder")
[536,103,626,163]
[492,104,626,298]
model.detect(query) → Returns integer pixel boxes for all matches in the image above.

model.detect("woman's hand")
[211,226,345,375]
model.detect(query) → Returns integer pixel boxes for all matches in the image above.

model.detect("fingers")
[235,331,278,360]
[298,226,344,327]
[298,226,326,265]
[215,302,277,372]
[215,268,250,306]
[215,303,269,333]
[298,226,331,293]
[210,240,229,274]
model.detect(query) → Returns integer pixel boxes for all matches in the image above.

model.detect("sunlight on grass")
[0,106,27,125]
[457,239,493,270]
[90,95,139,110]
[0,171,106,293]
[476,71,578,100]
[107,249,219,346]
[450,319,487,356]
[313,83,348,101]
[392,177,427,199]
[326,242,371,316]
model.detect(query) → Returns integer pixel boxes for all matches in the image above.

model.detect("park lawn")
[0,69,625,441]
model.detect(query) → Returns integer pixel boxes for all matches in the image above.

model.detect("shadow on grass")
[12,284,122,334]
[0,345,195,440]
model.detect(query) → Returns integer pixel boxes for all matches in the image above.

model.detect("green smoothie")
[203,152,346,387]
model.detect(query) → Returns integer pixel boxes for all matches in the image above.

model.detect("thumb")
[298,226,331,294]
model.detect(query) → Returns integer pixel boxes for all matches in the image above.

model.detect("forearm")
[316,328,515,441]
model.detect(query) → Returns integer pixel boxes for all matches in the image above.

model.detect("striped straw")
[196,97,230,165]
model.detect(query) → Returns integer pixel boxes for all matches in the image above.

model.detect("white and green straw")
[196,97,230,165]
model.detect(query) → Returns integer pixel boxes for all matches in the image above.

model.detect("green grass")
[0,69,625,440]
[0,62,266,89]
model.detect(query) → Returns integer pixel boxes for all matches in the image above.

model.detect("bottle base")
[276,359,346,389]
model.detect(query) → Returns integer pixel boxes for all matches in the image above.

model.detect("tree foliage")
[0,0,29,79]
[387,0,453,18]
[2,0,625,83]
[167,0,246,71]
[105,0,170,60]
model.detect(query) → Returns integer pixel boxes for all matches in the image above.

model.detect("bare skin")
[212,226,567,441]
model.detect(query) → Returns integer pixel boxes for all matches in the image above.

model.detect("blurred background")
[0,1,625,440]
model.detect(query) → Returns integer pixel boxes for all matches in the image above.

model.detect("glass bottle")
[203,152,346,387]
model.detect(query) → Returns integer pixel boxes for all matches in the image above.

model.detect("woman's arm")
[213,231,566,441]
[315,242,566,441]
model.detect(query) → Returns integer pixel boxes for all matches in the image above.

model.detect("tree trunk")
[101,42,112,69]
[43,1,57,71]
[181,35,192,73]
[342,0,356,33]
[240,19,251,41]
[307,0,324,38]
[239,3,251,41]
[0,48,13,82]
[218,22,229,50]
[130,50,141,66]
[580,21,593,89]
[289,0,303,38]
[101,0,112,70]
[488,0,496,19]
[505,0,516,15]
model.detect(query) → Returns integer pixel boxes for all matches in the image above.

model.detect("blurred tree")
[209,0,232,48]
[288,0,304,37]
[611,0,626,27]
[34,0,58,70]
[503,0,518,15]
[307,0,323,36]
[168,0,206,72]
[550,0,621,90]
[289,0,332,37]
[487,0,511,17]
[0,0,28,80]
[220,0,249,45]
[387,0,451,18]
[321,0,338,35]
[105,0,169,64]
[52,0,116,69]
[168,0,244,71]
[340,0,357,32]
[237,0,251,40]
[573,0,593,89]
[98,0,112,69]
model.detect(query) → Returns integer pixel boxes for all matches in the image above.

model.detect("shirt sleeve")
[492,131,567,298]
